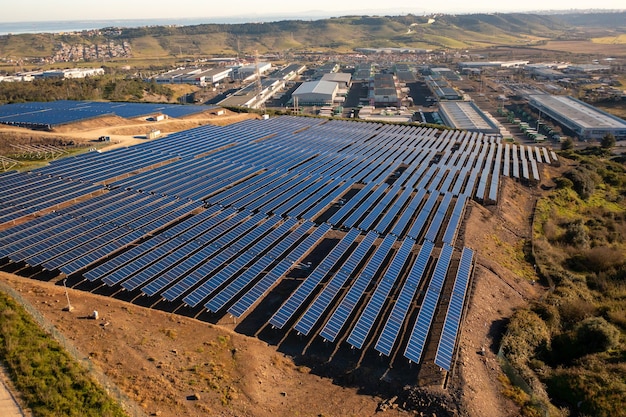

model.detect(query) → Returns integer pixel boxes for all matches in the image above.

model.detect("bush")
[575,316,620,353]
[563,167,597,200]
[554,177,573,190]
[562,219,589,248]
[501,310,550,367]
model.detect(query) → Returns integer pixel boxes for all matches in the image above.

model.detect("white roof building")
[292,81,339,106]
[529,94,626,140]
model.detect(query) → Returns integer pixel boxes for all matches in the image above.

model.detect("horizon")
[1,1,624,25]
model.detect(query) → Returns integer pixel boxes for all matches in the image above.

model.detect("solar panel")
[292,231,378,336]
[270,228,361,330]
[434,247,474,371]
[406,191,439,240]
[204,218,300,312]
[374,240,434,356]
[227,223,330,317]
[442,195,467,245]
[327,182,377,226]
[319,234,396,343]
[404,244,454,364]
[390,188,427,238]
[347,238,415,350]
[143,213,271,298]
[424,193,453,243]
[158,213,274,302]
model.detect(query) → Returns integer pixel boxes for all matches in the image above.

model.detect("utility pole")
[254,49,266,115]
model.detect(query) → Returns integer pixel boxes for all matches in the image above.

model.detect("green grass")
[0,292,129,417]
[504,148,626,417]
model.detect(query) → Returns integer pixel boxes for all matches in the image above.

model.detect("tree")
[600,133,616,150]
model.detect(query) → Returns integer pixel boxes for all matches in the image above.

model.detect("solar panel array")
[0,100,216,128]
[0,114,547,369]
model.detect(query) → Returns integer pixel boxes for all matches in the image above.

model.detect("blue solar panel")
[227,223,330,317]
[204,218,300,312]
[0,101,215,128]
[434,247,474,371]
[406,191,440,240]
[390,188,427,238]
[404,244,454,364]
[347,238,415,350]
[424,193,453,243]
[319,234,395,343]
[327,182,377,226]
[157,213,273,302]
[374,240,434,356]
[270,228,361,331]
[442,195,467,245]
[293,231,378,337]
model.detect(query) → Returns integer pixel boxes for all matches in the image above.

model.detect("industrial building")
[438,101,500,134]
[219,79,285,109]
[425,75,461,101]
[352,63,374,81]
[369,74,401,107]
[291,80,339,106]
[38,68,105,79]
[528,95,626,141]
[237,62,272,80]
[154,67,233,86]
[321,73,352,90]
[271,63,306,81]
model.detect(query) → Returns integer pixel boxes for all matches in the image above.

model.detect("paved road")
[0,378,24,417]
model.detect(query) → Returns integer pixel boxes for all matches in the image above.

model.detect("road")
[0,377,25,417]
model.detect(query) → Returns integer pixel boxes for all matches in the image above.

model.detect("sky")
[1,0,624,23]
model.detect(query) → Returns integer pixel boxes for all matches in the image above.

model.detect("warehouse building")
[321,72,352,90]
[528,94,626,141]
[219,79,285,109]
[237,62,272,81]
[292,80,339,106]
[438,101,500,134]
[38,68,105,79]
[369,73,401,107]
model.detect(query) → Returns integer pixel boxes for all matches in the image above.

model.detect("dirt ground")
[0,115,552,417]
[0,109,259,155]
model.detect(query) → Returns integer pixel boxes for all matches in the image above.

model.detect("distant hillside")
[552,11,626,28]
[0,12,622,63]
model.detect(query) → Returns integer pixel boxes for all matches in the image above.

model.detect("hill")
[2,12,619,62]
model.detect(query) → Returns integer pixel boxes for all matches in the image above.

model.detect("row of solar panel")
[0,100,214,127]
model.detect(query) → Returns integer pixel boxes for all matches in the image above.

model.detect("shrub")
[563,167,597,200]
[575,317,620,353]
[501,310,550,367]
[554,177,573,190]
[562,219,589,248]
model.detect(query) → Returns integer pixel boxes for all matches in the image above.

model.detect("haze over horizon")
[1,0,624,23]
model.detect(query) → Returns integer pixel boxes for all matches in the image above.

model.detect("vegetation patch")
[0,291,128,417]
[502,144,626,417]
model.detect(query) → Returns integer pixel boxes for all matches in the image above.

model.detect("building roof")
[529,95,626,130]
[293,80,338,97]
[439,101,499,133]
[321,73,352,84]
